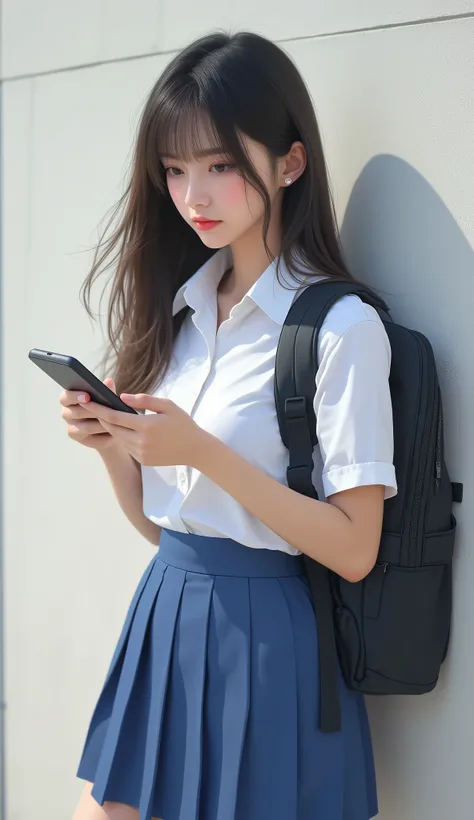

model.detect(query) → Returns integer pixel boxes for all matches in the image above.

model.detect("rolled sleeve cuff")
[322,462,398,500]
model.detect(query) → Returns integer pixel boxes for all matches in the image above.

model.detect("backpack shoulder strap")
[274,279,389,734]
[275,280,389,452]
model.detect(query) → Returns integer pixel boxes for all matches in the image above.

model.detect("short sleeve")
[314,301,397,500]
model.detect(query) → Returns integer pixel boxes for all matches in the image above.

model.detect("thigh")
[72,782,162,820]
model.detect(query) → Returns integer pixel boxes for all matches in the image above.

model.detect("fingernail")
[77,394,87,403]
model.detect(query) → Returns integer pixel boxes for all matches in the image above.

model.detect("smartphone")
[28,348,139,414]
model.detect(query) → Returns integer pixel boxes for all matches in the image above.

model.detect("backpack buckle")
[285,396,308,420]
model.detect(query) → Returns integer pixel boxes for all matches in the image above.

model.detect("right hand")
[60,378,119,451]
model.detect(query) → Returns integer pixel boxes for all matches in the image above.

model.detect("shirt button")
[179,472,187,488]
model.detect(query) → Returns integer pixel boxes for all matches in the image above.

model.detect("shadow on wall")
[340,155,473,820]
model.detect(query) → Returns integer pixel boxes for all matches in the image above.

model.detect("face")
[159,122,283,249]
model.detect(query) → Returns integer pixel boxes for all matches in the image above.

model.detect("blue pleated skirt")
[76,529,378,820]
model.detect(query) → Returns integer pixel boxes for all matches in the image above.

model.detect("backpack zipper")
[408,333,437,567]
[435,403,443,491]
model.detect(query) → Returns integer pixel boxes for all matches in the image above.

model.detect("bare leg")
[72,781,162,820]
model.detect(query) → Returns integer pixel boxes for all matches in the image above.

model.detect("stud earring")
[284,177,292,185]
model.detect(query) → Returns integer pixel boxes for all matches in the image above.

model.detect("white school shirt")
[141,245,397,556]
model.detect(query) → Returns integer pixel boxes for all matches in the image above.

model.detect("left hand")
[77,392,208,467]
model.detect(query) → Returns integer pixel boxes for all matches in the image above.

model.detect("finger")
[99,421,139,459]
[69,420,108,437]
[99,420,138,442]
[104,377,117,393]
[60,389,90,407]
[81,400,141,430]
[62,406,96,422]
[120,393,171,414]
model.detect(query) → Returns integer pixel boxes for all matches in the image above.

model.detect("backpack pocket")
[363,561,451,688]
[333,520,455,694]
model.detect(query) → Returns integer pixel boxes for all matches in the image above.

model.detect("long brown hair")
[80,30,354,395]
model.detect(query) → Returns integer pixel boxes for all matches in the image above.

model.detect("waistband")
[158,528,305,578]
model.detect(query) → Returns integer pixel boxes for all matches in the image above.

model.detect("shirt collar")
[172,246,318,326]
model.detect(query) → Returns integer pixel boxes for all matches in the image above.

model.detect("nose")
[183,173,211,210]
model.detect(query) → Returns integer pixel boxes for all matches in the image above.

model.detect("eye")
[211,163,236,173]
[162,162,236,177]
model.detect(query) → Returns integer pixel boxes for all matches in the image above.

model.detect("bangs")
[157,104,225,162]
[145,82,254,187]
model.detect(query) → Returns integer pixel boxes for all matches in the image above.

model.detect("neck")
[219,202,283,298]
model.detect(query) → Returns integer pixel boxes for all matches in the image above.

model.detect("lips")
[192,218,222,231]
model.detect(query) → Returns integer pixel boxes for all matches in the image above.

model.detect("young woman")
[63,30,397,820]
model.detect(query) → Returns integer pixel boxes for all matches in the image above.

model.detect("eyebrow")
[161,147,228,160]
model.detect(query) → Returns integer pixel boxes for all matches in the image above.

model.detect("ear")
[278,141,307,187]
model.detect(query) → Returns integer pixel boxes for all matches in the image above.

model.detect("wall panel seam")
[1,11,474,84]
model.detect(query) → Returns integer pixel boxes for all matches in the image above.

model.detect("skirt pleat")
[76,556,161,801]
[235,577,298,820]
[77,529,378,820]
[137,566,187,820]
[102,554,158,692]
[91,559,168,804]
[278,574,340,819]
[153,572,215,820]
[199,576,251,820]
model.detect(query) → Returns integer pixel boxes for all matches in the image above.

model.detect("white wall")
[1,4,473,818]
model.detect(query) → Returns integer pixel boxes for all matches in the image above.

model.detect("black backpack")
[274,280,463,733]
